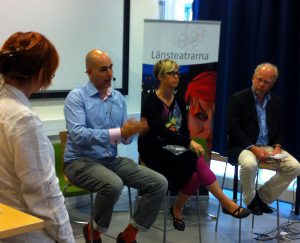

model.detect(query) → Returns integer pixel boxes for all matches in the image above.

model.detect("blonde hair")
[153,59,178,81]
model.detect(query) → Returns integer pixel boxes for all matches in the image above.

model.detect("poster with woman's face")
[142,20,220,163]
[142,62,217,161]
[182,64,217,154]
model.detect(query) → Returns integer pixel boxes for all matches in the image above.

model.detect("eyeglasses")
[166,71,179,77]
[255,77,273,85]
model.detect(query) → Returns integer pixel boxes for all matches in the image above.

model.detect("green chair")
[54,131,94,242]
[54,144,92,198]
[55,131,134,242]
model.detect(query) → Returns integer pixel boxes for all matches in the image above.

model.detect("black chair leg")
[215,161,228,232]
[90,193,94,243]
[233,165,239,201]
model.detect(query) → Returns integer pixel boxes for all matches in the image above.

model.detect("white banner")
[142,19,221,156]
[143,20,221,65]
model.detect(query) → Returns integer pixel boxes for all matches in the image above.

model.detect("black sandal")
[170,206,185,231]
[222,206,251,219]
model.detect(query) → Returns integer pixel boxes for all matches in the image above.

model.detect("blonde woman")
[138,59,250,231]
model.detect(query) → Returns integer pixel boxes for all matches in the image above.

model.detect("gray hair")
[254,62,279,82]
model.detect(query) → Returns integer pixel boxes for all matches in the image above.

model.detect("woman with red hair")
[138,59,250,232]
[185,71,217,151]
[0,32,74,243]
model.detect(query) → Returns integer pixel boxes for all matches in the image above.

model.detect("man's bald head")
[252,62,278,98]
[85,49,108,70]
[254,63,278,82]
[84,49,113,93]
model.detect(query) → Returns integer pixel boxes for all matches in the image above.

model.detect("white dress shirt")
[0,80,74,243]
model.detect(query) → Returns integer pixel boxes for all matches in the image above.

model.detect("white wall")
[126,0,159,114]
[31,0,159,136]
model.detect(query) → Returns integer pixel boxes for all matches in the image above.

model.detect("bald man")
[64,50,167,243]
[227,63,300,215]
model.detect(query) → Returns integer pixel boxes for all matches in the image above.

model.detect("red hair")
[185,71,217,103]
[0,32,59,89]
[185,71,217,118]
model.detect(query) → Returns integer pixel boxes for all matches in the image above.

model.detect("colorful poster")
[142,20,221,162]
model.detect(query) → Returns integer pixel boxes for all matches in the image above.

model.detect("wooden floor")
[67,189,300,243]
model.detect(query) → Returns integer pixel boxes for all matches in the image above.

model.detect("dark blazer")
[227,88,284,165]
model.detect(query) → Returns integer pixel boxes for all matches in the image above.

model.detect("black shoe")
[260,202,274,213]
[256,192,274,213]
[248,205,263,215]
[222,206,251,219]
[116,233,137,243]
[83,224,102,243]
[247,196,263,215]
[169,206,185,231]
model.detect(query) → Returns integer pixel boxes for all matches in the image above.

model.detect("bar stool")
[215,156,280,243]
[252,161,280,237]
[213,152,244,241]
[138,158,202,243]
[150,189,202,243]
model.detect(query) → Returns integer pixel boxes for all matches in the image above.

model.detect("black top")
[227,88,284,165]
[138,93,197,191]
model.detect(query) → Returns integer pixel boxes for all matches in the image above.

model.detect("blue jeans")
[64,157,168,232]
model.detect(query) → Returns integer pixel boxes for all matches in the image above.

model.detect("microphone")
[113,77,116,81]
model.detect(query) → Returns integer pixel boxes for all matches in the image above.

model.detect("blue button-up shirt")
[64,81,130,162]
[253,90,271,145]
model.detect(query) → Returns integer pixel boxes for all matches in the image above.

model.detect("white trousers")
[238,146,300,205]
